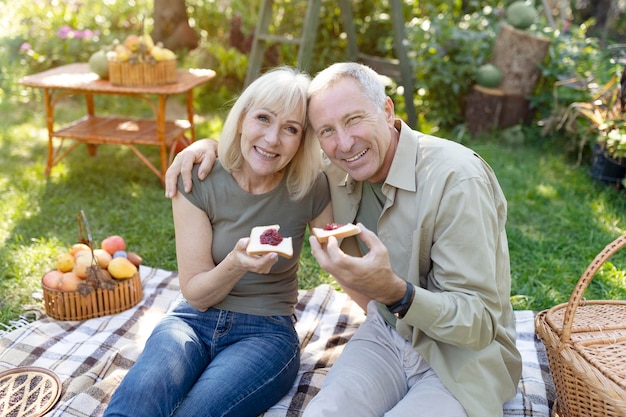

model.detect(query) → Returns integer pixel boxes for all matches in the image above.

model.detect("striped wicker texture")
[41,272,143,321]
[535,233,626,417]
[108,60,177,86]
[0,367,61,417]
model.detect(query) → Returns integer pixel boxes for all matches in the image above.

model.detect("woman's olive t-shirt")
[177,161,331,316]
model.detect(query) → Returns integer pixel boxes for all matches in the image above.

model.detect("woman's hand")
[228,237,279,275]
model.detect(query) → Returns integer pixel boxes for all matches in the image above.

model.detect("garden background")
[1,0,626,326]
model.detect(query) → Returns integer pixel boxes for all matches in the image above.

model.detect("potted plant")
[544,71,626,189]
[590,124,626,189]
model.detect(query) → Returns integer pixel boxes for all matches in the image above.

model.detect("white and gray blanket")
[0,267,555,416]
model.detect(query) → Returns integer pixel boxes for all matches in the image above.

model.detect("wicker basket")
[535,233,626,417]
[108,59,177,86]
[42,272,142,321]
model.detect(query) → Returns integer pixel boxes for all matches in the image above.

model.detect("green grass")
[1,95,625,326]
[473,137,626,309]
[0,96,337,325]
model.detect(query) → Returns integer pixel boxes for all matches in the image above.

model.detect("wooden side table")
[20,63,216,185]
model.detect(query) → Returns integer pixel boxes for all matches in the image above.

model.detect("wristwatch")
[385,281,415,319]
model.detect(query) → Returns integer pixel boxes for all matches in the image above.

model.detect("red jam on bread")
[311,223,361,243]
[260,228,284,245]
[247,225,293,258]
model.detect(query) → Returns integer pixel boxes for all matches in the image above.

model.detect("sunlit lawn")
[0,94,625,325]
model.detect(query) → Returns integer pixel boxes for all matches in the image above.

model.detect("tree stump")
[465,86,504,134]
[465,23,551,133]
[500,94,532,128]
[491,24,551,97]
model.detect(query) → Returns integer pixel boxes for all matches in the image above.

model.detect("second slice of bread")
[311,223,361,243]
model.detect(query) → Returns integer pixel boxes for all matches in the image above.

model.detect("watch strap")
[385,281,415,318]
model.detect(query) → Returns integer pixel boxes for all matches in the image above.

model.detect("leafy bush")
[404,5,500,129]
[5,0,626,135]
[534,22,624,159]
[533,23,618,120]
[1,1,153,100]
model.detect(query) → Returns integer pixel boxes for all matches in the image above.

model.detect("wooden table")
[20,63,216,185]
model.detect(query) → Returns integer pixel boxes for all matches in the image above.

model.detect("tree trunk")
[575,0,613,31]
[152,0,199,52]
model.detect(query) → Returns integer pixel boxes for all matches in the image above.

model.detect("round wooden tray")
[0,366,62,417]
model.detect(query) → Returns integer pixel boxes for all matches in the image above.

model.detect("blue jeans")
[103,300,300,417]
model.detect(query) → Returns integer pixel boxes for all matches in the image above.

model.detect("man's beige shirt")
[324,119,522,417]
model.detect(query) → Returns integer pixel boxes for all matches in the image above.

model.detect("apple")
[73,249,92,260]
[42,270,63,289]
[124,34,140,52]
[56,252,75,273]
[73,254,95,279]
[93,248,112,268]
[112,44,130,62]
[59,272,81,291]
[70,243,91,257]
[101,235,126,255]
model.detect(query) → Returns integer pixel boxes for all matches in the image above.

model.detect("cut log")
[465,85,505,134]
[491,24,551,97]
[500,94,532,129]
[465,87,534,133]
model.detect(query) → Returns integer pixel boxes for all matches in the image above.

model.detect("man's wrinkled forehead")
[307,79,365,126]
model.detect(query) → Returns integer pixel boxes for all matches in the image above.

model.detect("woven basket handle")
[561,232,626,342]
[77,209,94,250]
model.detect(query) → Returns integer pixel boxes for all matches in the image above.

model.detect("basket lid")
[0,366,62,417]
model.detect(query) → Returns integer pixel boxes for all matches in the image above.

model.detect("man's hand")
[308,223,406,305]
[165,139,219,198]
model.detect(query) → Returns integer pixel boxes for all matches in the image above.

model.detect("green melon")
[88,49,109,79]
[505,1,537,30]
[475,64,502,88]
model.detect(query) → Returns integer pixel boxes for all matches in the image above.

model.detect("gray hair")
[308,62,387,111]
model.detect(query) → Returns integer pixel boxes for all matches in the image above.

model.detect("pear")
[141,34,154,52]
[107,256,138,280]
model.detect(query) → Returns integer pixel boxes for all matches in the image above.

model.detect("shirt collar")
[333,118,418,193]
[384,119,418,192]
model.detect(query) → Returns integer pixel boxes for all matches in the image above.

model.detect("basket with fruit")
[106,34,177,87]
[41,211,143,321]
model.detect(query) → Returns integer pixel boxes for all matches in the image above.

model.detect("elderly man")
[165,62,521,417]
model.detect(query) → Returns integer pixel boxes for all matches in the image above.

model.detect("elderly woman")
[104,67,332,417]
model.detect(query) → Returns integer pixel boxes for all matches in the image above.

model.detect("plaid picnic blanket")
[0,267,555,416]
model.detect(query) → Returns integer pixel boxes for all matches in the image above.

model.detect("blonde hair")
[218,67,322,201]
